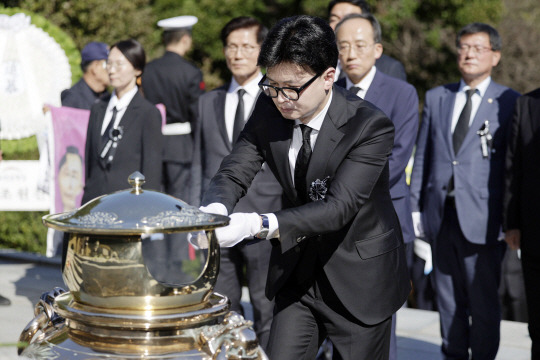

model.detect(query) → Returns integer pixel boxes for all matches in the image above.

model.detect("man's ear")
[323,67,336,90]
[374,43,383,60]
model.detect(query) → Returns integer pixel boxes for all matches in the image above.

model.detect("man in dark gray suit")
[410,23,519,359]
[190,17,281,349]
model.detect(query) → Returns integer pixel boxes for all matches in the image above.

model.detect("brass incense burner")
[18,172,268,359]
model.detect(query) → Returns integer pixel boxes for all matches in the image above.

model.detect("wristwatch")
[255,215,269,239]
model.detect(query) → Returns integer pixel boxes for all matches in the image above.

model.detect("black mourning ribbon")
[295,124,313,203]
[99,106,123,167]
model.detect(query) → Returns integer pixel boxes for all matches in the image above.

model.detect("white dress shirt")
[100,86,138,135]
[345,66,377,99]
[225,73,263,143]
[451,77,491,133]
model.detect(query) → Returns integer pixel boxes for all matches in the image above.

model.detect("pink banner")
[49,105,90,213]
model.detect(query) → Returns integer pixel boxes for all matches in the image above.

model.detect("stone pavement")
[0,249,532,359]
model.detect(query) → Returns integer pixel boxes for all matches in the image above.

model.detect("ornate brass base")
[19,291,268,360]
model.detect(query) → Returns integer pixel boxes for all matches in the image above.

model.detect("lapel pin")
[488,98,493,104]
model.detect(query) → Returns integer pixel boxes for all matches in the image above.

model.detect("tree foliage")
[2,0,540,255]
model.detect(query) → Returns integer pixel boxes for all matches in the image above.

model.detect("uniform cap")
[81,42,109,62]
[157,16,198,30]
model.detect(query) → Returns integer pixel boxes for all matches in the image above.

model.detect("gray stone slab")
[0,251,533,359]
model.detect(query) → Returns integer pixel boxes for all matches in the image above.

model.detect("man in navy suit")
[334,13,418,360]
[191,17,281,349]
[327,0,407,81]
[410,23,520,359]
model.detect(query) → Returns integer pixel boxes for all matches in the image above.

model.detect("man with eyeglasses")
[191,16,280,350]
[198,15,410,360]
[327,0,406,81]
[61,42,110,110]
[334,13,419,360]
[410,23,520,359]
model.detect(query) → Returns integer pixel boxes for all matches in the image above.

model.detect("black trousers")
[267,270,391,360]
[521,244,540,359]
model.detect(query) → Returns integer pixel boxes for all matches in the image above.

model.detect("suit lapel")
[306,88,346,197]
[269,117,295,201]
[213,89,230,151]
[442,85,458,156]
[460,83,497,152]
[363,71,383,103]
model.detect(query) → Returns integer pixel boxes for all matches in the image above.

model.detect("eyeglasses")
[106,61,128,70]
[258,72,322,101]
[457,44,493,55]
[224,44,259,56]
[338,43,375,55]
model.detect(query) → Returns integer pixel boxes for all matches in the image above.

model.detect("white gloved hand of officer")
[215,212,261,247]
[412,211,425,239]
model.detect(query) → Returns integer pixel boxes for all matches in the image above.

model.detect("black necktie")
[232,89,246,144]
[349,86,362,98]
[102,106,118,146]
[453,89,474,154]
[295,124,313,203]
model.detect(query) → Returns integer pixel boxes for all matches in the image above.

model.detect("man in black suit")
[199,15,410,360]
[191,17,281,349]
[142,16,205,201]
[504,88,540,359]
[327,0,407,81]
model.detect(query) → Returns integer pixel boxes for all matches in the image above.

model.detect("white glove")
[186,204,229,250]
[412,211,425,238]
[413,238,432,275]
[215,212,261,247]
[199,203,228,216]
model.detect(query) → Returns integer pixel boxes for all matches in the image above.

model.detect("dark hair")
[163,29,192,47]
[258,15,338,75]
[220,16,268,46]
[110,39,146,73]
[80,61,92,73]
[335,13,382,43]
[456,22,502,51]
[327,0,371,17]
[59,146,82,171]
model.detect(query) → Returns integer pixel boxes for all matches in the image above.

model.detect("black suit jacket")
[191,85,282,212]
[82,90,163,203]
[142,51,204,164]
[61,78,108,110]
[202,86,410,325]
[504,88,540,254]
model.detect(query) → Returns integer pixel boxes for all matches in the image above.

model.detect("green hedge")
[0,8,79,254]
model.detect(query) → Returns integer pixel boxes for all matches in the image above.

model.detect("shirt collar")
[459,76,491,97]
[108,86,138,112]
[346,65,377,92]
[294,90,333,132]
[228,72,263,98]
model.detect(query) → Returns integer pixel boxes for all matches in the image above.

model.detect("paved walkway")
[0,250,532,359]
